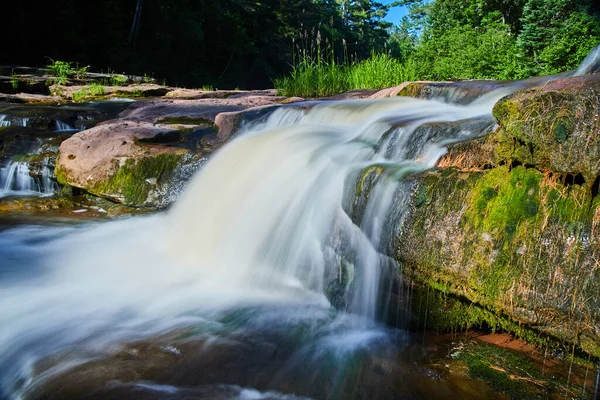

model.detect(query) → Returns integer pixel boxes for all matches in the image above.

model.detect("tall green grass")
[275,53,419,98]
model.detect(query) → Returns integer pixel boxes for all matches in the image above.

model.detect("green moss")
[54,162,71,186]
[465,358,526,399]
[397,83,425,99]
[355,164,386,198]
[96,152,183,206]
[397,164,600,357]
[465,166,541,239]
[410,282,547,346]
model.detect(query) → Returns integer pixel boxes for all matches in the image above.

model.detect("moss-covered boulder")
[397,166,600,356]
[392,74,600,357]
[55,121,205,207]
[491,75,600,188]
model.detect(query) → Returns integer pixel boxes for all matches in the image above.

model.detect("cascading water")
[0,115,29,128]
[0,89,515,399]
[1,51,598,398]
[0,159,58,198]
[0,162,33,194]
[54,120,78,132]
[575,44,600,76]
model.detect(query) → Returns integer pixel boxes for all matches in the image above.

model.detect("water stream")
[0,90,515,399]
[1,50,599,399]
[0,160,57,198]
[0,101,132,199]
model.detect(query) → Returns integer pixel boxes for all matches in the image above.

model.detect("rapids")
[0,92,509,399]
[1,49,599,398]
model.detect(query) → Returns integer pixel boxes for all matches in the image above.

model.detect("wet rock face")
[398,80,505,104]
[492,74,600,187]
[397,167,600,356]
[392,74,600,357]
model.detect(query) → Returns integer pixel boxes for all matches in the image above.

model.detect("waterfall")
[168,90,510,319]
[54,120,78,132]
[0,159,58,197]
[1,48,597,397]
[0,115,29,128]
[574,44,600,76]
[0,162,33,194]
[0,89,516,397]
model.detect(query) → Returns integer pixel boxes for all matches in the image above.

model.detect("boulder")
[55,96,286,207]
[390,73,600,356]
[492,74,600,187]
[215,105,280,141]
[56,120,205,208]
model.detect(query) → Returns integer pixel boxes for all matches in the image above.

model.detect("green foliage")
[110,74,128,85]
[5,0,600,89]
[5,0,397,89]
[402,0,600,81]
[10,72,18,89]
[72,83,105,101]
[413,23,520,80]
[47,60,90,85]
[275,52,418,97]
[47,61,73,84]
[275,57,348,97]
[517,0,600,76]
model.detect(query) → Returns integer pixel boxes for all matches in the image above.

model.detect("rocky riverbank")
[392,74,600,358]
[2,65,600,362]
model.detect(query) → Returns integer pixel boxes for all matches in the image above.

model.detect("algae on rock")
[390,74,600,358]
[397,166,600,356]
[57,150,203,208]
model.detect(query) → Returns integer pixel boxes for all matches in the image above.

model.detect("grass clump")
[110,74,128,85]
[72,83,105,101]
[275,52,418,98]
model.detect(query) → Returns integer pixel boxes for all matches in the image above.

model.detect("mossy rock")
[492,74,600,188]
[88,152,202,207]
[397,83,427,99]
[57,151,203,208]
[396,166,600,357]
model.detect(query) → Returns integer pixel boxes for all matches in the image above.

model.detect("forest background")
[3,0,600,94]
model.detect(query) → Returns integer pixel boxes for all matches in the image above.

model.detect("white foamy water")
[574,44,600,76]
[54,120,78,132]
[0,159,58,198]
[0,90,515,398]
[0,115,29,128]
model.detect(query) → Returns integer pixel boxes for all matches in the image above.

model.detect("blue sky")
[382,1,408,25]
